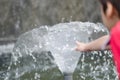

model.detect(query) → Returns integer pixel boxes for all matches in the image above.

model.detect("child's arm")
[75,35,110,52]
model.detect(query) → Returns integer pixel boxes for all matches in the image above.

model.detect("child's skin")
[75,1,120,79]
[76,35,110,51]
[75,2,119,52]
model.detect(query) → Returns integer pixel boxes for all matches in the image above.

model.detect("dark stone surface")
[0,53,11,71]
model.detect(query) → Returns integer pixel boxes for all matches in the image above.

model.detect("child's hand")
[75,41,87,52]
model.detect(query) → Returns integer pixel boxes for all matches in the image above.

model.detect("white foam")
[0,43,14,54]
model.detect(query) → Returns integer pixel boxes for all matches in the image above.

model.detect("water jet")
[1,22,118,80]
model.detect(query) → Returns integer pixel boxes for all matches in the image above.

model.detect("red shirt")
[110,21,120,78]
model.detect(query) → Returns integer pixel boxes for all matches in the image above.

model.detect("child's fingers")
[75,41,80,51]
[75,41,86,51]
[76,41,80,45]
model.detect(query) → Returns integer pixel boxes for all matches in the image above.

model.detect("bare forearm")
[85,35,110,51]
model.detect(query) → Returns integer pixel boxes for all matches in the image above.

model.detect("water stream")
[0,22,118,80]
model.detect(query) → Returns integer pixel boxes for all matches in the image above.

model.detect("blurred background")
[0,0,101,43]
[0,1,117,80]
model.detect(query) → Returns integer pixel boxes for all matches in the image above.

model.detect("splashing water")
[1,22,118,80]
[44,22,92,74]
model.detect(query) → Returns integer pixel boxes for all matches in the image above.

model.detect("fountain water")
[1,22,118,80]
[44,22,93,80]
